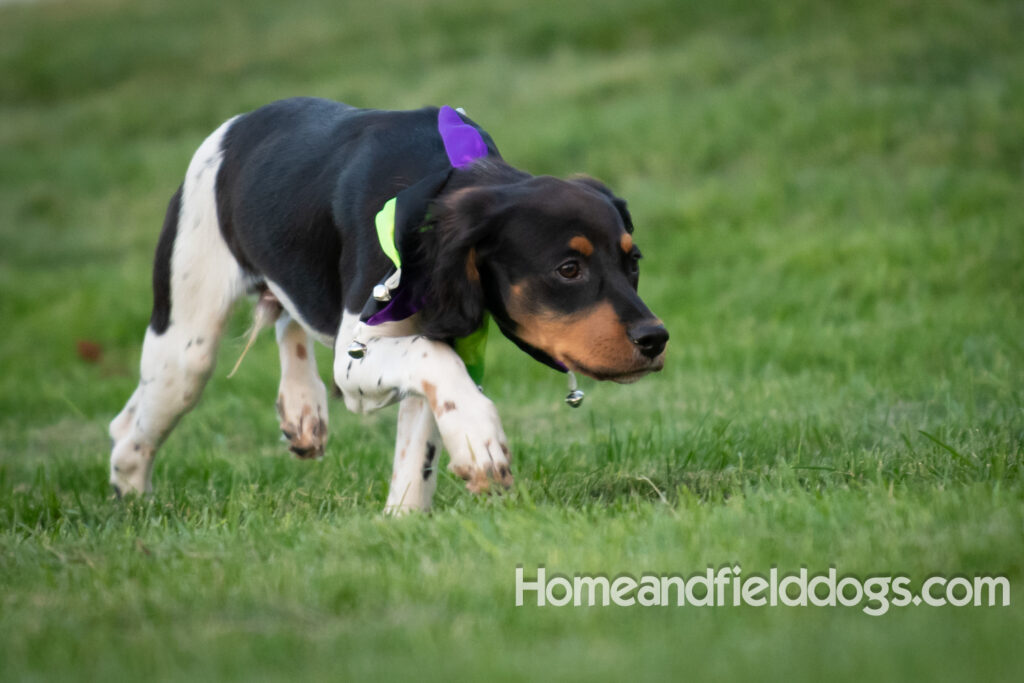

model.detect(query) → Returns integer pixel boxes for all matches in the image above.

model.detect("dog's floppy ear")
[418,186,503,340]
[571,175,634,233]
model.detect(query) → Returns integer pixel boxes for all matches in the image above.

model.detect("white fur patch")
[334,311,512,506]
[384,396,440,515]
[110,116,247,495]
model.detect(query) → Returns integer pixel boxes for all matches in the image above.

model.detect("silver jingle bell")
[372,283,392,302]
[347,341,367,359]
[565,389,585,408]
[564,371,584,407]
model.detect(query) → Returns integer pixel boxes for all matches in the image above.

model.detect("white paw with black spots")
[435,397,513,493]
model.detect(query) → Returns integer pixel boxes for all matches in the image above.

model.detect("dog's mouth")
[562,354,664,384]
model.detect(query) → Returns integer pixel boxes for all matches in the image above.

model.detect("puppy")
[109,98,668,513]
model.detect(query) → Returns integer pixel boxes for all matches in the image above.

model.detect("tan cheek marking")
[466,247,479,283]
[569,236,594,256]
[508,299,635,373]
[295,343,307,360]
[620,233,634,254]
[506,282,527,318]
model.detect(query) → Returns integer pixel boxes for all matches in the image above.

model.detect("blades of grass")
[918,430,972,467]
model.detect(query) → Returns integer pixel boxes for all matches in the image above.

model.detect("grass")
[1,0,1023,680]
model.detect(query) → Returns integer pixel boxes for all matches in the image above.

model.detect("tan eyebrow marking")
[569,236,594,256]
[620,233,634,253]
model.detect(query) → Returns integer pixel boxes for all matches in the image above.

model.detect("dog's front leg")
[384,396,441,515]
[334,316,513,501]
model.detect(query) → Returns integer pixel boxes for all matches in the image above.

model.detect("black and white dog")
[109,98,668,513]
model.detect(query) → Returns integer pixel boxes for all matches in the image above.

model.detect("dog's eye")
[557,260,582,280]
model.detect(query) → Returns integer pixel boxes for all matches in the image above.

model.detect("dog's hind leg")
[109,117,247,496]
[384,396,441,515]
[274,314,329,459]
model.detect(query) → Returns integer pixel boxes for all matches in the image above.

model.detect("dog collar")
[360,106,490,384]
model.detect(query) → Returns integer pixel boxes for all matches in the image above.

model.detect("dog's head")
[422,171,667,383]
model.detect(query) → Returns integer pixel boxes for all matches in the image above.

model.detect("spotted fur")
[109,98,667,513]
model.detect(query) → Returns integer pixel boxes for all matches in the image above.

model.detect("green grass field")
[2,0,1022,680]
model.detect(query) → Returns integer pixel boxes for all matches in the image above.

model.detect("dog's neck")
[441,158,531,193]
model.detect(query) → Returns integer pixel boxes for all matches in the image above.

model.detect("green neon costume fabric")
[374,197,401,268]
[454,314,489,385]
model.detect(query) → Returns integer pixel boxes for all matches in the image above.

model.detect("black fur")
[571,176,634,233]
[422,442,437,480]
[212,98,499,338]
[166,97,666,375]
[418,182,515,339]
[150,184,182,334]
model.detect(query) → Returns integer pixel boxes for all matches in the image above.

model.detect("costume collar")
[360,107,568,383]
[360,107,490,383]
[362,106,489,323]
[439,105,489,168]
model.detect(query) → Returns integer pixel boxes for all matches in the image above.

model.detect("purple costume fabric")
[365,107,488,325]
[438,106,489,168]
[365,289,424,325]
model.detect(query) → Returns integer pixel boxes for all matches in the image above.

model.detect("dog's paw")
[435,397,513,493]
[451,459,514,493]
[109,438,155,496]
[276,392,328,459]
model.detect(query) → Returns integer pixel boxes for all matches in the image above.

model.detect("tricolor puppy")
[109,98,668,513]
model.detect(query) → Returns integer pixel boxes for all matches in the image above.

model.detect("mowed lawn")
[1,0,1022,680]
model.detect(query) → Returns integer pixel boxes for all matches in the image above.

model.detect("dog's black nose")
[629,323,669,358]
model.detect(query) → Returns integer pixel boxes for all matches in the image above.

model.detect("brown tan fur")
[507,290,643,379]
[569,235,594,256]
[466,247,480,282]
[421,380,439,413]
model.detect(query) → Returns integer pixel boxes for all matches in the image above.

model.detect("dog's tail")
[227,288,283,378]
